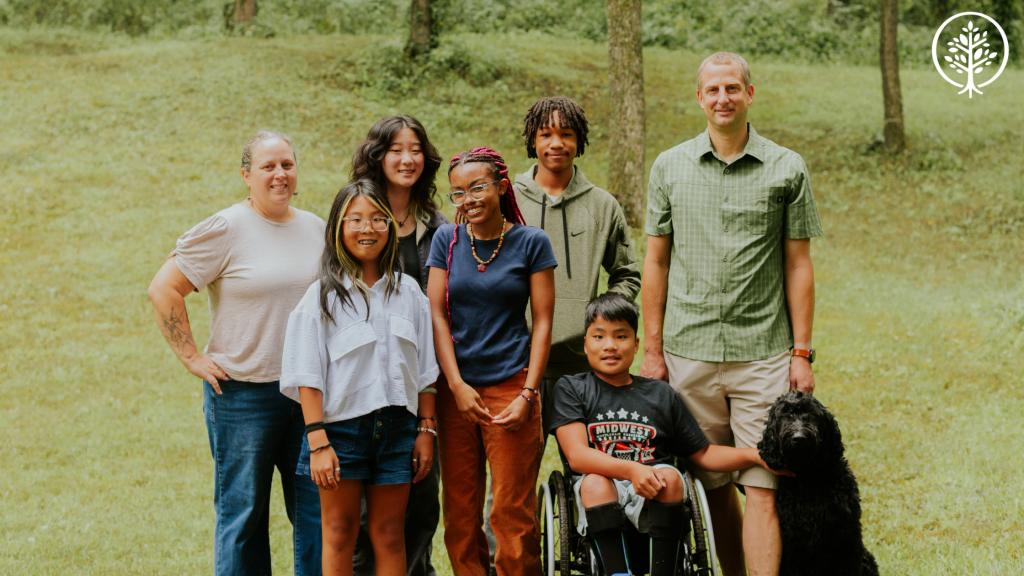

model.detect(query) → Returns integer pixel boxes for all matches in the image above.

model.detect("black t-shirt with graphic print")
[548,372,709,467]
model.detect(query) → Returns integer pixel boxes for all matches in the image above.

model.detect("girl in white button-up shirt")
[281,180,438,576]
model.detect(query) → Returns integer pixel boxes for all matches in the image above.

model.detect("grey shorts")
[571,464,686,536]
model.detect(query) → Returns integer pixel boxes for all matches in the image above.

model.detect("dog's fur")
[757,391,878,576]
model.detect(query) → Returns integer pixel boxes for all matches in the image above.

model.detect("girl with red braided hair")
[425,147,557,576]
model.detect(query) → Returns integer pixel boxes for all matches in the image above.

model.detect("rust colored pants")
[437,371,543,576]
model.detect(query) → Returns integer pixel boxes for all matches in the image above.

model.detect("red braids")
[443,147,525,341]
[447,147,526,226]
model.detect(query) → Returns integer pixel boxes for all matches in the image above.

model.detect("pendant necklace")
[468,218,507,272]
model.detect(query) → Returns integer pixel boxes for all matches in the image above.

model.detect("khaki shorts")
[665,351,790,490]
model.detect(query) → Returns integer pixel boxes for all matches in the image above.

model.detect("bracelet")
[304,421,325,435]
[418,417,436,423]
[518,392,535,407]
[416,427,438,436]
[420,387,438,395]
[521,386,538,396]
[310,443,332,454]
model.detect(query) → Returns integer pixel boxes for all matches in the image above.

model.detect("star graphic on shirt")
[606,410,615,419]
[617,408,628,419]
[642,416,649,423]
[596,413,604,421]
[630,411,640,421]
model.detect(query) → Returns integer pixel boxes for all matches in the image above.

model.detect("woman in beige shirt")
[147,130,325,576]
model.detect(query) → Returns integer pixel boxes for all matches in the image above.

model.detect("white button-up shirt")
[280,274,439,422]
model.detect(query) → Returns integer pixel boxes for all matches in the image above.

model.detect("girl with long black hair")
[347,115,448,576]
[281,180,439,576]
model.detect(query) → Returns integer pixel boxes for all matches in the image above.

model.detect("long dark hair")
[318,179,401,322]
[442,147,527,341]
[351,115,442,223]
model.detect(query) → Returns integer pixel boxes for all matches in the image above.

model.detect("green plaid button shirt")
[645,124,823,362]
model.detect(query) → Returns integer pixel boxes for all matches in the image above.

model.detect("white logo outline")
[931,12,1009,98]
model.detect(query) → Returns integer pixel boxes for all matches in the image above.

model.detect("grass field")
[2,26,1023,575]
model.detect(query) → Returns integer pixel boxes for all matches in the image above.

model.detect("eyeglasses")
[343,217,391,232]
[447,180,500,206]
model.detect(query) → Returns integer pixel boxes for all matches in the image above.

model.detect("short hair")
[521,96,590,159]
[241,130,297,172]
[696,52,751,92]
[584,293,639,335]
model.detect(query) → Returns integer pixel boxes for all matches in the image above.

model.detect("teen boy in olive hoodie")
[513,96,641,433]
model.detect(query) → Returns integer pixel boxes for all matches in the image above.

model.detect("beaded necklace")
[467,217,507,272]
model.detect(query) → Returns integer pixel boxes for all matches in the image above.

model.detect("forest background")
[2,0,1024,574]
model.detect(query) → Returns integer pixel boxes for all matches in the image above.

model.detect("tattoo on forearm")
[160,306,196,355]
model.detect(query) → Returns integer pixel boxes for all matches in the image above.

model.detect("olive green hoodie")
[514,164,641,379]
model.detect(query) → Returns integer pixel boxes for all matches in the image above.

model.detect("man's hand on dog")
[789,356,815,394]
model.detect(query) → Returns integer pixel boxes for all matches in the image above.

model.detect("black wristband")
[305,421,326,435]
[310,443,332,454]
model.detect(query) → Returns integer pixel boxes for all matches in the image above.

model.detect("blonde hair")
[697,52,751,91]
[241,130,298,172]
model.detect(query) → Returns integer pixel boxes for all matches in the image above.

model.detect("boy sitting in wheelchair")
[548,293,780,576]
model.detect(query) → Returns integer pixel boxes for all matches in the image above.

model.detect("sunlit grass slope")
[1,27,1023,574]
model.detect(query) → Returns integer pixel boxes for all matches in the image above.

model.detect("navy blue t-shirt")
[427,223,558,387]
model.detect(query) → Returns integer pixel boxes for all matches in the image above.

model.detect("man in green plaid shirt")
[640,52,822,576]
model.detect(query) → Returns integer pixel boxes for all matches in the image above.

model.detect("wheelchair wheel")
[684,474,718,576]
[585,540,601,575]
[539,470,573,576]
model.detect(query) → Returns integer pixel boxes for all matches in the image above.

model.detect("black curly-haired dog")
[757,391,878,576]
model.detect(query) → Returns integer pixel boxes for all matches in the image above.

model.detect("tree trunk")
[406,0,433,58]
[223,0,258,31]
[879,0,905,153]
[607,0,646,227]
[827,0,849,18]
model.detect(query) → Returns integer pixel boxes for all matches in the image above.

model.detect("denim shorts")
[296,406,417,486]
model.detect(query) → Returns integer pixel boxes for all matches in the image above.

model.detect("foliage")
[3,27,1024,575]
[318,36,523,99]
[4,0,1019,67]
[0,0,218,35]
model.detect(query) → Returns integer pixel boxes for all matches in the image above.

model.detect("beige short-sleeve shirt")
[172,203,325,382]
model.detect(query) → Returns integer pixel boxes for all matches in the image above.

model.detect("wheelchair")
[537,455,718,576]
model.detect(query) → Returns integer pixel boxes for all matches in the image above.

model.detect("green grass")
[2,27,1023,574]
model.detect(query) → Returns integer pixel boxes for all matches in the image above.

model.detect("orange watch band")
[792,348,813,360]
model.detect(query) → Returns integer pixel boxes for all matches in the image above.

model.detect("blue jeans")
[296,408,417,484]
[203,380,304,576]
[294,472,322,576]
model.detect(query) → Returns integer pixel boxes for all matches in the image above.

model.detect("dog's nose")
[791,432,812,448]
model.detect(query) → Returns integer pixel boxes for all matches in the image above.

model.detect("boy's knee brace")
[586,501,628,535]
[647,500,688,541]
[585,502,631,575]
[647,500,688,576]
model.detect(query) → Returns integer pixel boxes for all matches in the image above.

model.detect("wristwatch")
[791,348,815,363]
